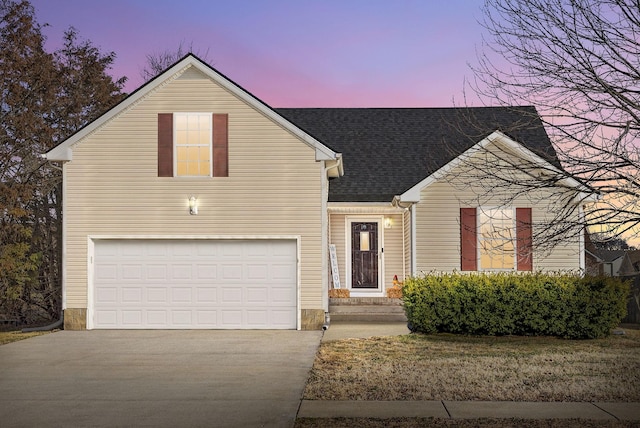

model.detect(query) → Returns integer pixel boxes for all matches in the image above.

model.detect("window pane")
[187,162,199,175]
[177,146,187,161]
[175,114,187,130]
[479,207,515,270]
[187,147,198,161]
[177,162,187,176]
[176,130,188,146]
[187,114,198,128]
[199,130,209,145]
[188,130,199,145]
[360,232,370,251]
[199,161,210,176]
[174,113,212,177]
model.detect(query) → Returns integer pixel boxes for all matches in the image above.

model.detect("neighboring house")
[628,250,640,276]
[597,250,639,277]
[44,54,594,331]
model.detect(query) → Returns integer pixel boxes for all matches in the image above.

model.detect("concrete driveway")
[0,330,322,427]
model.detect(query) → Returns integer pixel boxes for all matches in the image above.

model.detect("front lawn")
[0,330,50,345]
[304,328,640,402]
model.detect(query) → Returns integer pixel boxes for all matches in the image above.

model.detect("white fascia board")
[43,147,72,161]
[44,55,339,163]
[398,130,597,204]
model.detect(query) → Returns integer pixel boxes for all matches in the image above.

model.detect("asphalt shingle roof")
[276,106,559,202]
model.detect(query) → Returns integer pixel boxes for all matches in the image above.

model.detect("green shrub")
[402,272,629,339]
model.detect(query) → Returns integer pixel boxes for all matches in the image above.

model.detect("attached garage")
[89,239,298,329]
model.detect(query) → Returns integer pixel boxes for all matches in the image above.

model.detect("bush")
[402,272,629,339]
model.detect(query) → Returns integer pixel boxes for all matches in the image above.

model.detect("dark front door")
[351,222,378,289]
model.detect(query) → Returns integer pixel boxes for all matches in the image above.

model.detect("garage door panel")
[93,240,297,329]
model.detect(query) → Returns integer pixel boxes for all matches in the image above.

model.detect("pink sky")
[30,0,486,107]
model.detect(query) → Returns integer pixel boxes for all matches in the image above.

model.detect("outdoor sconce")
[188,196,198,215]
[384,217,393,229]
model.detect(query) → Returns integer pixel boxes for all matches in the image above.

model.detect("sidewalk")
[298,400,640,421]
[310,322,640,422]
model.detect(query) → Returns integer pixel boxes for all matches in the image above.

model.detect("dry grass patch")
[0,330,50,345]
[304,329,640,402]
[295,418,638,427]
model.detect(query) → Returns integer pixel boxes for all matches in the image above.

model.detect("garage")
[91,239,298,329]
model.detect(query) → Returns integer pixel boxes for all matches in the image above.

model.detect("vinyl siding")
[403,208,411,277]
[414,155,581,274]
[64,67,324,310]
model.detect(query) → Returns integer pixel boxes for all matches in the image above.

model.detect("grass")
[303,328,640,402]
[295,418,639,427]
[0,330,50,345]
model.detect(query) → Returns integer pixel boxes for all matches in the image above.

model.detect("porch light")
[384,217,393,229]
[188,196,198,215]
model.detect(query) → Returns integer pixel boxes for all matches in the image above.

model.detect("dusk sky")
[30,0,488,107]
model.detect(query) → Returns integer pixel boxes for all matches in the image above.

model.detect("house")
[44,54,594,330]
[596,249,640,277]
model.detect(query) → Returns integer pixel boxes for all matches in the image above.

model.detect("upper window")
[478,207,515,270]
[175,113,212,177]
[157,112,228,178]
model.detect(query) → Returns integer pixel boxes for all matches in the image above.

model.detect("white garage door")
[92,239,297,329]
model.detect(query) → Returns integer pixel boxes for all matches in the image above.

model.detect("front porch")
[328,297,407,323]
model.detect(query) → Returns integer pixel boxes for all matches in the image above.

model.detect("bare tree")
[460,0,640,249]
[140,41,211,82]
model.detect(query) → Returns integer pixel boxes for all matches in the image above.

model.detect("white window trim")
[173,112,213,177]
[477,206,517,272]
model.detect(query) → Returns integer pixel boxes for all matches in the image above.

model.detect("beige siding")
[383,214,405,284]
[328,213,405,290]
[414,154,582,274]
[403,208,412,277]
[64,67,324,310]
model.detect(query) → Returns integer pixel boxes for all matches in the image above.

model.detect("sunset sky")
[29,0,488,107]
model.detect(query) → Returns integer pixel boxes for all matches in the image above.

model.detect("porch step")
[329,297,407,322]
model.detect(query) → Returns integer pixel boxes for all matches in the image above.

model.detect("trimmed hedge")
[402,272,629,339]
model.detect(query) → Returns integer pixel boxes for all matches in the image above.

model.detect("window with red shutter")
[461,206,534,272]
[157,113,228,177]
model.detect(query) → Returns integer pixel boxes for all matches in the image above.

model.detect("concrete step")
[329,297,403,306]
[329,312,408,322]
[329,298,407,322]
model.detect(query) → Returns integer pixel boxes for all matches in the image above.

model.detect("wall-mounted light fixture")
[384,217,393,229]
[188,196,198,215]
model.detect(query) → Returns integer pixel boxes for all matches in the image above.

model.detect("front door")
[351,222,379,289]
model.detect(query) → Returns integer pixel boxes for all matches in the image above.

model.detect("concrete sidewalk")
[298,400,640,421]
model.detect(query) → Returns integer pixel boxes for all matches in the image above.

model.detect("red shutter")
[516,208,533,271]
[157,113,173,177]
[460,208,477,271]
[212,114,228,177]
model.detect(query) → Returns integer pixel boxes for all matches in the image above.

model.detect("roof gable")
[398,130,593,203]
[277,107,562,202]
[45,54,339,162]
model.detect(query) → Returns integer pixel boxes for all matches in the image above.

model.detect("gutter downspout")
[22,312,63,332]
[322,156,343,325]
